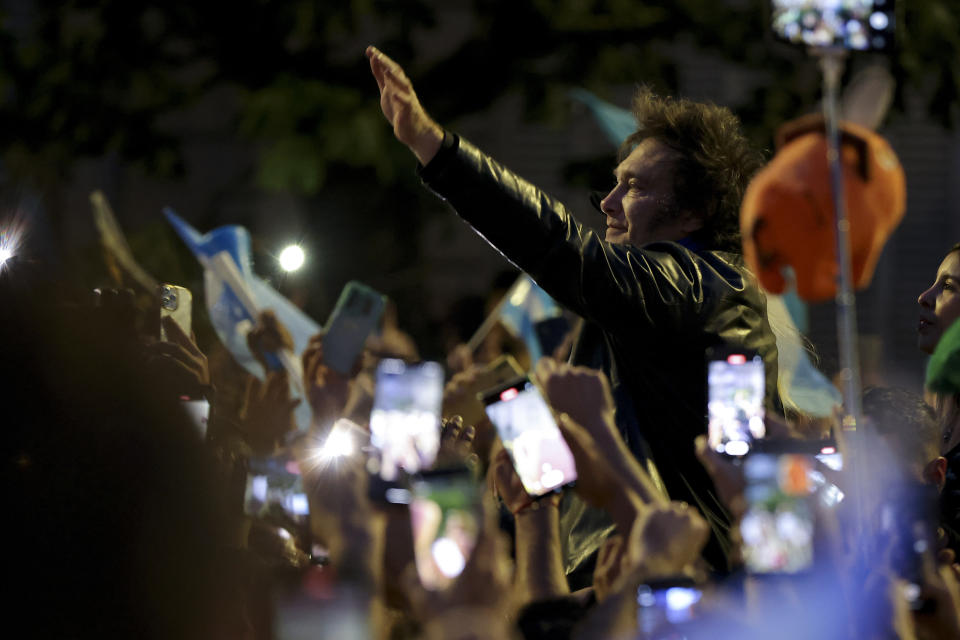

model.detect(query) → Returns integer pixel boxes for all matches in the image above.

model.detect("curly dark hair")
[863,386,940,475]
[621,88,764,253]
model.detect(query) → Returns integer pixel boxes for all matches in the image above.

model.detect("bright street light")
[278,244,305,272]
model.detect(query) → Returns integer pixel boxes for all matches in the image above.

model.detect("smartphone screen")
[323,281,387,375]
[482,378,577,497]
[409,469,480,590]
[369,359,444,481]
[741,453,816,574]
[637,580,705,637]
[243,455,310,524]
[770,0,895,51]
[180,398,210,439]
[707,351,766,456]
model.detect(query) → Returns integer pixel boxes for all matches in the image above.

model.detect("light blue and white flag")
[569,88,637,148]
[164,208,320,430]
[498,276,562,364]
[468,275,562,365]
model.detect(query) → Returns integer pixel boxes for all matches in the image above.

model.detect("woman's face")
[918,250,960,355]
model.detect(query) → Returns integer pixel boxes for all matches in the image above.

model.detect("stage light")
[279,244,305,272]
[0,246,12,266]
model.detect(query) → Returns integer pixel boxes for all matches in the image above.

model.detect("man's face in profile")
[599,138,700,247]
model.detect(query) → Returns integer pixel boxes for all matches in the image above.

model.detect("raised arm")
[366,46,443,166]
[367,48,735,338]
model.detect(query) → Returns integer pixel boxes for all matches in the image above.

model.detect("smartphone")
[408,467,480,590]
[159,283,192,341]
[323,281,387,374]
[180,398,210,439]
[243,455,310,525]
[811,442,844,507]
[636,578,705,638]
[707,348,766,456]
[881,482,939,611]
[770,0,895,51]
[482,377,577,497]
[741,452,816,574]
[368,359,445,482]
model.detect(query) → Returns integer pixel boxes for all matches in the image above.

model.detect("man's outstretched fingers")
[366,46,386,91]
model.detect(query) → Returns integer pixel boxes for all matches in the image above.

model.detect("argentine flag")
[164,208,320,431]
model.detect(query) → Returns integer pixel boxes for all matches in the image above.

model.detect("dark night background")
[0,0,958,388]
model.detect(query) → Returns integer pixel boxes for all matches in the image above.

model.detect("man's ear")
[923,456,948,491]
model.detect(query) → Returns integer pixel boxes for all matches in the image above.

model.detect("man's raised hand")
[366,46,443,166]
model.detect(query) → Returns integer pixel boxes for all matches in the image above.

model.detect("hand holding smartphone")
[323,281,386,375]
[482,377,577,497]
[369,359,445,482]
[409,467,480,590]
[159,283,192,341]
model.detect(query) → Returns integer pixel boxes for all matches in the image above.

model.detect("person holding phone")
[367,47,780,587]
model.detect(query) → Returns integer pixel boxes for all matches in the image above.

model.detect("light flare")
[279,244,305,272]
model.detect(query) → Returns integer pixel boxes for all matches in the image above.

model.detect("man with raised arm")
[366,46,779,587]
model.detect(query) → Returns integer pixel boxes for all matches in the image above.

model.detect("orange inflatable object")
[740,114,906,302]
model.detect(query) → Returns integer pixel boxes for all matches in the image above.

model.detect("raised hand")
[144,315,211,398]
[245,310,294,374]
[491,446,534,514]
[535,357,616,427]
[442,366,498,470]
[366,46,444,165]
[435,415,479,471]
[694,434,746,518]
[408,491,516,640]
[301,333,351,428]
[627,501,710,581]
[238,370,300,455]
[554,414,628,512]
[535,358,665,508]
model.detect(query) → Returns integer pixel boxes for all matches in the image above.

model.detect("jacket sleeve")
[419,134,744,338]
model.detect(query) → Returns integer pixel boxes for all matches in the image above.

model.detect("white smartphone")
[159,283,192,341]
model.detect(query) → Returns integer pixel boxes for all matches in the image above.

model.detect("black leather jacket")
[420,133,780,588]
